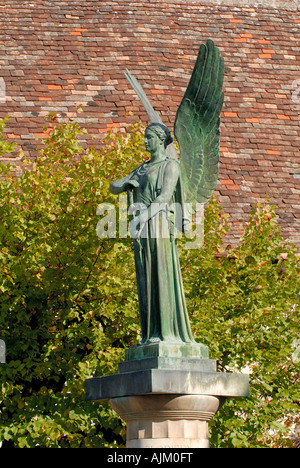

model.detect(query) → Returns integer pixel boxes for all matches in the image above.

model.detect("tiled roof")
[0,0,299,247]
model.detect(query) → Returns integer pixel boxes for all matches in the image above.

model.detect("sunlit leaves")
[0,115,144,448]
[0,117,298,448]
[180,199,299,448]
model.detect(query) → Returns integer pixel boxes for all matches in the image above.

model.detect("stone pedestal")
[110,394,224,448]
[86,342,249,448]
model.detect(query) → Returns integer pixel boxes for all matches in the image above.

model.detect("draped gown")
[111,157,194,344]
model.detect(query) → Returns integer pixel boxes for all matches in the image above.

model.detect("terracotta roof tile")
[0,0,299,246]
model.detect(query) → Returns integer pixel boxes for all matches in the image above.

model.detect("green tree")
[0,116,298,447]
[0,115,145,447]
[181,198,299,448]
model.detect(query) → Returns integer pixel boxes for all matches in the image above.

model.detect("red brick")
[0,0,298,250]
[106,123,120,128]
[7,133,20,139]
[262,49,275,54]
[150,89,165,95]
[246,118,260,123]
[258,39,272,44]
[47,85,62,90]
[258,53,272,59]
[220,179,232,185]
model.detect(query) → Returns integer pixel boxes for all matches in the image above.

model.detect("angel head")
[145,123,173,153]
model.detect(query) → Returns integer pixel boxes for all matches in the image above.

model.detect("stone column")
[86,342,249,448]
[110,394,225,448]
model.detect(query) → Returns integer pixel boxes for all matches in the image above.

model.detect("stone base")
[110,394,225,448]
[86,364,248,400]
[125,341,209,361]
[86,342,249,448]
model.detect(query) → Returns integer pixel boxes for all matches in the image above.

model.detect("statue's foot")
[138,337,162,345]
[149,336,161,343]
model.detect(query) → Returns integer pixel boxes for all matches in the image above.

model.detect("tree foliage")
[181,195,300,448]
[0,115,299,448]
[0,115,145,447]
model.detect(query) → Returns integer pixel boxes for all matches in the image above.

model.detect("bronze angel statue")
[109,40,224,345]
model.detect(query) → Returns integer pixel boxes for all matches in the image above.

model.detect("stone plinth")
[110,394,224,448]
[86,342,249,448]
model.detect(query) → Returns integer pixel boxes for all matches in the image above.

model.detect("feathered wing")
[174,39,224,205]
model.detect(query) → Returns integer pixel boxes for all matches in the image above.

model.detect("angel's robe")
[110,157,194,344]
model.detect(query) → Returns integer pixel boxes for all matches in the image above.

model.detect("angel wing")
[174,39,224,205]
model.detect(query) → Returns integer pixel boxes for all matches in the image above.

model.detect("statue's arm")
[154,160,179,206]
[141,160,179,222]
[109,171,139,194]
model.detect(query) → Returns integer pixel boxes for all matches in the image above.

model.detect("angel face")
[144,128,163,154]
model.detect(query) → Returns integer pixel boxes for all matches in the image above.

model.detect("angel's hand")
[125,180,139,190]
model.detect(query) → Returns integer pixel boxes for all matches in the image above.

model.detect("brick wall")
[0,0,299,247]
